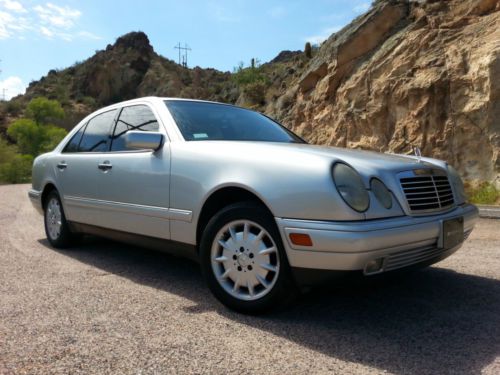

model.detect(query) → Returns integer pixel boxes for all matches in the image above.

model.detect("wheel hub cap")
[211,220,280,301]
[46,198,62,240]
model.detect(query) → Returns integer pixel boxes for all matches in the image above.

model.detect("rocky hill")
[1,0,499,187]
[0,31,242,132]
[266,0,500,187]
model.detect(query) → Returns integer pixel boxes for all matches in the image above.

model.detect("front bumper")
[275,203,478,273]
[28,189,44,215]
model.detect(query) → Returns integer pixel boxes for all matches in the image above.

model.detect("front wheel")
[44,190,80,248]
[200,202,296,313]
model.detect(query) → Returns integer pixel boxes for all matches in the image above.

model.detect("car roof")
[96,96,236,113]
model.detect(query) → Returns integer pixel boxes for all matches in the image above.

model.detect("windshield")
[165,100,305,143]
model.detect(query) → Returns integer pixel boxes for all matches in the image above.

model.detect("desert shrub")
[232,61,268,86]
[1,97,67,184]
[0,154,33,184]
[5,100,23,116]
[80,96,96,108]
[7,119,66,156]
[243,81,268,105]
[466,182,500,205]
[232,60,270,106]
[26,97,64,125]
[0,137,33,184]
[0,137,16,164]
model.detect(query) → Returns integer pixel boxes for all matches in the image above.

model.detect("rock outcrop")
[267,0,500,186]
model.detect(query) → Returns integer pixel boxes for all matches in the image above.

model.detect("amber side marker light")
[289,233,313,246]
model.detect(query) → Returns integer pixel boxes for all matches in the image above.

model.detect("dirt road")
[1,184,499,374]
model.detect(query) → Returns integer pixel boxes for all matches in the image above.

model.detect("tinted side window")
[79,110,117,152]
[111,105,159,151]
[63,123,86,153]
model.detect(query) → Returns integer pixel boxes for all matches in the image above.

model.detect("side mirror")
[124,131,164,151]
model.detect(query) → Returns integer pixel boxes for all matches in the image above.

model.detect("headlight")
[371,178,392,209]
[447,165,466,204]
[333,163,370,212]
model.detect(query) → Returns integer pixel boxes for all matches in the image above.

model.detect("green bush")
[466,182,500,205]
[232,60,270,107]
[26,97,64,125]
[0,137,33,184]
[7,119,44,155]
[0,154,33,184]
[232,61,268,86]
[80,96,97,108]
[1,97,67,184]
[243,81,268,105]
[7,119,67,156]
[5,100,23,116]
[0,137,17,164]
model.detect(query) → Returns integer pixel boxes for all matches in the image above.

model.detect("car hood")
[188,141,445,175]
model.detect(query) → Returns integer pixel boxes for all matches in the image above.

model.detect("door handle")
[98,161,112,171]
[57,161,67,170]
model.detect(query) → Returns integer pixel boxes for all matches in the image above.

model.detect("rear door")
[91,104,171,239]
[56,109,117,224]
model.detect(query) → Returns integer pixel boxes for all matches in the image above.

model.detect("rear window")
[165,100,304,143]
[63,123,86,153]
[78,109,117,152]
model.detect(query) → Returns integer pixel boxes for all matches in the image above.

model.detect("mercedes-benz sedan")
[29,97,478,313]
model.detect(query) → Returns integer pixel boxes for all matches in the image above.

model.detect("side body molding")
[64,196,192,222]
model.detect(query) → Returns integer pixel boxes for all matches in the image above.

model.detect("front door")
[92,104,171,239]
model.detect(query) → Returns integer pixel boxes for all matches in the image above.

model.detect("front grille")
[400,174,454,212]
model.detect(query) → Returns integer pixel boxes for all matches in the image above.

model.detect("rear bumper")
[275,203,478,273]
[28,189,44,215]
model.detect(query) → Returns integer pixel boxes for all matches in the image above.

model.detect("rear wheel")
[200,202,296,313]
[44,190,79,248]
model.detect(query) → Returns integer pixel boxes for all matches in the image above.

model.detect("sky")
[0,0,371,100]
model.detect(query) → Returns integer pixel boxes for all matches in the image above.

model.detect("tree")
[26,97,64,125]
[7,119,44,156]
[7,118,67,156]
[2,97,68,183]
[7,97,67,157]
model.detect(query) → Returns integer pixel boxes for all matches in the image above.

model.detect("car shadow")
[38,237,500,374]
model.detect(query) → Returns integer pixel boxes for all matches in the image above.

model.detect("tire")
[200,201,296,313]
[44,190,79,248]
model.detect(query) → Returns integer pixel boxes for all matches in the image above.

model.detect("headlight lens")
[333,163,370,212]
[371,178,392,209]
[447,165,466,204]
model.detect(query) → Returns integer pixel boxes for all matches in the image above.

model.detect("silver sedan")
[28,97,479,313]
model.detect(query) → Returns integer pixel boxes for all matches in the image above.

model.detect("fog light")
[364,258,384,275]
[289,233,313,246]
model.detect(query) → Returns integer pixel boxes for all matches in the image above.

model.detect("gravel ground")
[1,184,499,375]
